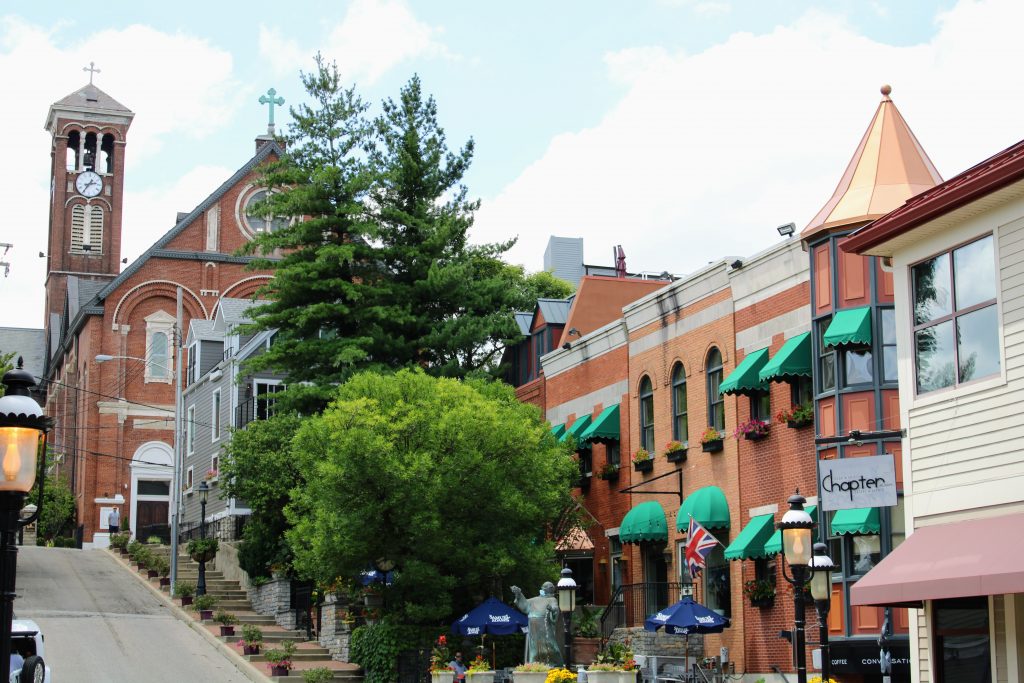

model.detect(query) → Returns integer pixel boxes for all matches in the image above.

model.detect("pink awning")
[851,512,1024,608]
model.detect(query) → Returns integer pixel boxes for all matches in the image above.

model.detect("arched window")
[706,348,724,432]
[671,363,688,443]
[639,376,654,451]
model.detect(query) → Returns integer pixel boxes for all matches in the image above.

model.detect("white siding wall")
[893,195,1024,525]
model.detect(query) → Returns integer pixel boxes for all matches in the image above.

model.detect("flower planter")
[573,636,601,665]
[633,459,653,473]
[750,596,775,609]
[159,577,170,587]
[665,449,687,463]
[701,439,723,453]
[363,593,384,607]
[787,418,813,429]
[242,644,260,655]
[744,431,768,441]
[598,469,619,481]
[512,672,549,683]
[586,671,635,683]
[199,609,214,620]
[180,596,193,607]
[467,672,495,683]
[147,570,159,579]
[431,672,455,683]
[190,550,216,563]
[219,625,235,636]
[270,665,290,677]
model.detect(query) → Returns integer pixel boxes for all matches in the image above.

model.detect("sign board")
[818,453,898,511]
[98,506,114,530]
[830,640,910,675]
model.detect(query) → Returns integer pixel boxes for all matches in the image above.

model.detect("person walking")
[107,507,120,534]
[450,652,467,682]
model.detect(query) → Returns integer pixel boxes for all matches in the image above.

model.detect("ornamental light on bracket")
[557,566,577,614]
[810,542,835,602]
[0,360,50,492]
[778,490,814,566]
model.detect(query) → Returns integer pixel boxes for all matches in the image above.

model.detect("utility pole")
[169,288,183,595]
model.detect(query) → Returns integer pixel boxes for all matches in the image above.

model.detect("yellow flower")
[544,668,577,683]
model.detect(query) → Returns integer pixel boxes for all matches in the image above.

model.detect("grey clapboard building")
[180,298,284,536]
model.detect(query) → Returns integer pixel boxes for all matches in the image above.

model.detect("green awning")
[551,423,566,440]
[718,348,770,396]
[759,332,812,383]
[823,306,872,348]
[763,505,817,555]
[677,485,730,531]
[579,404,620,444]
[560,415,592,443]
[831,507,880,536]
[724,514,776,560]
[620,501,668,544]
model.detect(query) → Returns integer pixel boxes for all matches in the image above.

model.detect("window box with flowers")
[598,463,620,481]
[777,402,813,429]
[632,449,653,473]
[734,419,770,441]
[700,427,723,453]
[743,578,776,608]
[664,440,687,463]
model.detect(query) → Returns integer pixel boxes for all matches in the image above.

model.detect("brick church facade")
[40,81,280,545]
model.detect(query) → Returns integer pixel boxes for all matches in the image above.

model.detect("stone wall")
[608,626,702,660]
[249,576,296,629]
[318,595,354,661]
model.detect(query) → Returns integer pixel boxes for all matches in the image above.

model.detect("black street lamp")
[196,480,209,597]
[557,566,577,667]
[0,360,52,682]
[777,491,815,683]
[810,542,835,683]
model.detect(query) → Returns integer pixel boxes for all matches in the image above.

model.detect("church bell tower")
[43,71,134,326]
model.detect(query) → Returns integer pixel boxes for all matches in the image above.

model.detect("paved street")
[15,545,251,682]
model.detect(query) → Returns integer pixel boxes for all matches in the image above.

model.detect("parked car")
[9,618,49,683]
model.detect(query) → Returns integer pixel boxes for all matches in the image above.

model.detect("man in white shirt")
[108,508,120,534]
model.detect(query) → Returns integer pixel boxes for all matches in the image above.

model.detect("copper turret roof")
[802,85,942,239]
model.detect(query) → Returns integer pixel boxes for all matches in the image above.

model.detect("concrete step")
[234,615,279,625]
[247,652,333,663]
[271,675,362,682]
[217,632,307,644]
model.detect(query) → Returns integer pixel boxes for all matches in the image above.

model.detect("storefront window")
[704,545,731,618]
[935,597,990,683]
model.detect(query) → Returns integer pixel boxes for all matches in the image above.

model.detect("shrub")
[351,623,442,683]
[146,535,163,545]
[265,640,297,669]
[214,610,239,626]
[573,605,599,638]
[241,624,264,646]
[152,556,170,577]
[109,532,130,550]
[302,668,335,683]
[174,581,196,597]
[192,594,218,611]
[187,537,219,561]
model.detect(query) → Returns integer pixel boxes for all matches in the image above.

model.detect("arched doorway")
[129,441,173,540]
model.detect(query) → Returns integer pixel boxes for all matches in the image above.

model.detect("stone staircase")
[121,544,363,682]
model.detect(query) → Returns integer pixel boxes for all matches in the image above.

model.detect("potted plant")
[664,440,687,463]
[777,403,814,429]
[213,609,239,636]
[302,668,335,683]
[587,642,634,683]
[700,427,723,453]
[239,624,263,655]
[175,581,196,606]
[153,556,171,586]
[544,670,577,683]
[362,585,384,607]
[264,640,296,677]
[467,654,495,683]
[734,419,770,441]
[192,593,218,620]
[512,662,551,682]
[572,605,601,665]
[109,532,130,553]
[632,448,652,473]
[743,578,776,608]
[429,634,454,683]
[597,462,619,481]
[187,537,219,563]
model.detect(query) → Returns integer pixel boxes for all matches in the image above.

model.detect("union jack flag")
[684,516,719,578]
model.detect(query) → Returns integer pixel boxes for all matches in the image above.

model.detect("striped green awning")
[620,501,668,544]
[831,507,880,536]
[763,505,817,555]
[759,332,812,383]
[579,404,620,444]
[560,415,592,443]
[718,348,770,396]
[823,306,872,348]
[677,485,731,531]
[724,514,776,560]
[551,423,566,440]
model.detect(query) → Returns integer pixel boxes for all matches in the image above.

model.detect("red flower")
[438,635,447,645]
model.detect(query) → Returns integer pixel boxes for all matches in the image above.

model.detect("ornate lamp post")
[810,542,835,682]
[0,360,52,682]
[777,491,815,683]
[196,480,210,597]
[557,566,577,667]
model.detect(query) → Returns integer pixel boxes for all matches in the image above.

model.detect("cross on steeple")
[258,87,285,135]
[83,61,101,85]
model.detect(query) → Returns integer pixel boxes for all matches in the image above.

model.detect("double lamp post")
[777,491,835,683]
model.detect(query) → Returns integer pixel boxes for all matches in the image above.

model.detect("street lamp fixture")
[0,359,52,682]
[777,490,815,683]
[557,566,577,667]
[810,542,835,683]
[196,480,210,597]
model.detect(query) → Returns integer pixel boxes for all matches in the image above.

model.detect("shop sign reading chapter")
[819,454,897,511]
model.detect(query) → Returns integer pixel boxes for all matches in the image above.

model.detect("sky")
[3,0,1024,329]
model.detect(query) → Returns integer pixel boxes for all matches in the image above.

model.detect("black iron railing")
[235,397,257,429]
[178,514,249,544]
[600,582,695,637]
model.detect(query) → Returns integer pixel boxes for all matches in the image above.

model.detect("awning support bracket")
[617,469,683,502]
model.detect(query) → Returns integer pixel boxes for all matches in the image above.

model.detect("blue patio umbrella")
[644,596,730,635]
[451,596,529,636]
[359,568,394,586]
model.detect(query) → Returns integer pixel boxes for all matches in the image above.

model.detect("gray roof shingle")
[0,328,46,380]
[54,83,131,113]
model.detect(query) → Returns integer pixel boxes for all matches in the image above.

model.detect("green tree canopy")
[285,370,577,623]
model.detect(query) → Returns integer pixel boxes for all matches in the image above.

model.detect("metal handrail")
[599,582,696,636]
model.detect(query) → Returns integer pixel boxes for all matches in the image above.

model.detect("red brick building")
[39,82,278,545]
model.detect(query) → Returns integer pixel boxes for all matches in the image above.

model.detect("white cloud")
[474,0,1024,278]
[0,17,239,328]
[260,0,455,84]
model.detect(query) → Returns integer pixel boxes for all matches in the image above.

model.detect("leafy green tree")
[286,370,577,623]
[36,472,75,541]
[0,351,15,397]
[219,414,303,577]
